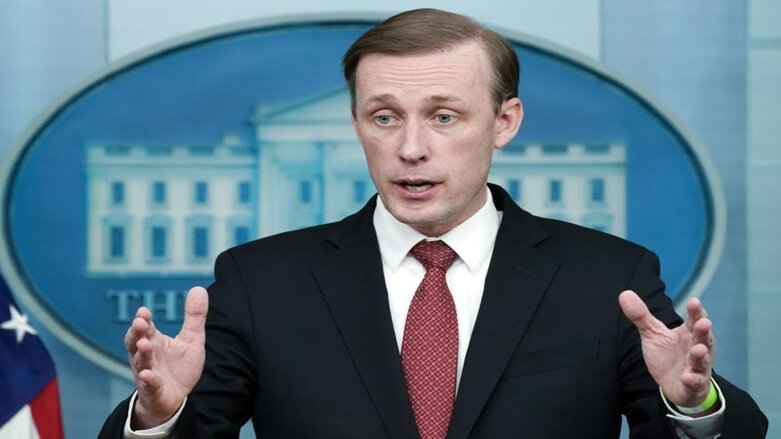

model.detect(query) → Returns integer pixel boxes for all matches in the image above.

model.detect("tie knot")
[411,240,458,271]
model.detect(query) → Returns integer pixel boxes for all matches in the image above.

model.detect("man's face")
[352,41,523,236]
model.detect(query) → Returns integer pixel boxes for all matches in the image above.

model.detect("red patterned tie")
[401,240,459,439]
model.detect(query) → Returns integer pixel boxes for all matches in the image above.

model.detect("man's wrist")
[662,379,726,438]
[674,380,719,415]
[661,378,724,419]
[124,391,187,438]
[132,398,180,430]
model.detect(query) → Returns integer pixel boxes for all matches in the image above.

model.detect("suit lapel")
[310,198,419,439]
[448,186,560,439]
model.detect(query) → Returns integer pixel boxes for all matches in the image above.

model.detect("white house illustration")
[252,88,370,237]
[85,87,626,277]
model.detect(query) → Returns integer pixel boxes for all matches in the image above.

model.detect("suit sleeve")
[616,249,680,438]
[98,396,132,438]
[714,375,768,437]
[182,249,258,437]
[617,250,768,438]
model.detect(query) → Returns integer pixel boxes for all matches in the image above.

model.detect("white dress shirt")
[373,188,500,389]
[126,187,723,438]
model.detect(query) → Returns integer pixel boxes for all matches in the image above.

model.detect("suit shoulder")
[222,222,340,261]
[219,201,374,263]
[535,215,650,261]
[530,216,665,300]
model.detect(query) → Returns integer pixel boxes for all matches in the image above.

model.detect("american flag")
[0,275,63,438]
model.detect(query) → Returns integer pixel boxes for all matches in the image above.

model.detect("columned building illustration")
[490,141,626,236]
[85,88,626,277]
[85,136,256,277]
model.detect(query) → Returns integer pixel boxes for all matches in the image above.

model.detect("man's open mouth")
[402,183,433,192]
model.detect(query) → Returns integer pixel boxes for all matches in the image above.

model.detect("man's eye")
[376,115,393,125]
[436,114,454,124]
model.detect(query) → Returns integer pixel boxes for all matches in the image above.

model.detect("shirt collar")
[373,187,501,273]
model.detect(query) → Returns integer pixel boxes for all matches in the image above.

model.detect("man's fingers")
[687,343,711,370]
[125,326,139,356]
[681,345,713,405]
[180,286,209,338]
[129,336,156,387]
[137,368,163,393]
[618,290,666,334]
[685,297,708,331]
[134,337,155,372]
[136,306,152,322]
[692,318,714,350]
[125,309,153,356]
[681,369,710,391]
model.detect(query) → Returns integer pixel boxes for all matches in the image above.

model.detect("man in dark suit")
[101,8,767,438]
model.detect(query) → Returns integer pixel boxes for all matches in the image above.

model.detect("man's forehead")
[356,41,488,69]
[353,42,492,95]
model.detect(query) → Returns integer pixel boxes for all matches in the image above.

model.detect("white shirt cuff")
[661,379,726,439]
[123,391,187,439]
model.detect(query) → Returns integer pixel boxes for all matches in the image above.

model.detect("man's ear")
[493,97,523,150]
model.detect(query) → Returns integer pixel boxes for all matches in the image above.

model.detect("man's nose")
[397,121,430,163]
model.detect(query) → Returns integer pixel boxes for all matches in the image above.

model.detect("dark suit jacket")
[101,185,767,438]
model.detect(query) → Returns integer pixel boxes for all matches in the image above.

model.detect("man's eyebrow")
[361,94,465,106]
[364,94,397,106]
[426,94,464,104]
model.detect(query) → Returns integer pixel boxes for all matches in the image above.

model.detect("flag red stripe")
[29,379,64,439]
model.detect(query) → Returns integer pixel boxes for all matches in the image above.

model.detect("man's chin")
[389,209,454,237]
[385,202,431,223]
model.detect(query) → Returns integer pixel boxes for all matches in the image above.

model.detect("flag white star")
[2,304,38,344]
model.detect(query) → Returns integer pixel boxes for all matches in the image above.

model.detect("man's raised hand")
[124,286,208,429]
[618,290,715,410]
